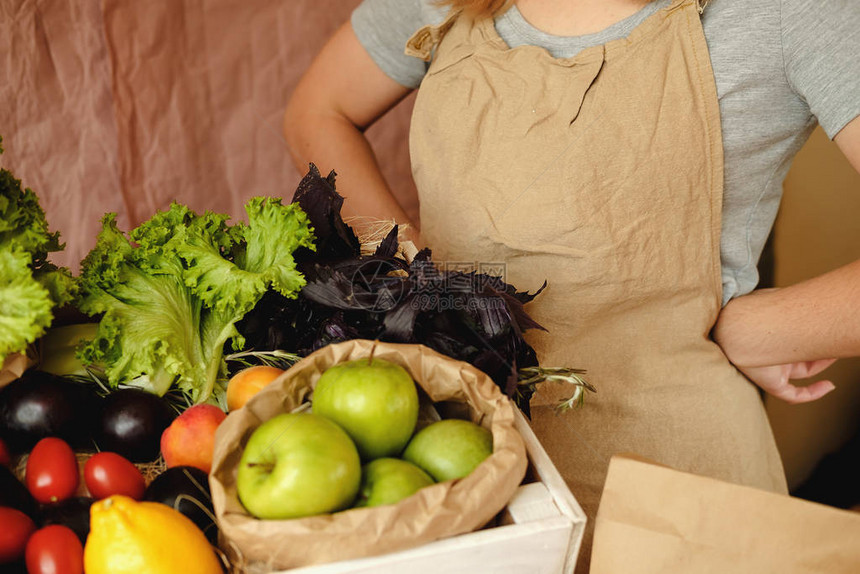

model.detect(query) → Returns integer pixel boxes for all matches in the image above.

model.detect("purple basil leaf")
[484,284,547,334]
[291,163,361,261]
[374,225,399,258]
[413,248,433,263]
[312,312,363,351]
[300,266,362,310]
[381,296,421,342]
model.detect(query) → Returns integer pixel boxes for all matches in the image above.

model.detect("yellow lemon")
[84,495,222,574]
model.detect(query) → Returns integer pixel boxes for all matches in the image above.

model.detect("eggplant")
[37,497,94,545]
[1,560,27,573]
[0,370,100,453]
[95,388,175,463]
[144,466,217,544]
[0,465,38,519]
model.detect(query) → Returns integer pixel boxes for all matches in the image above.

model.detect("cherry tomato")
[0,506,36,564]
[0,437,10,466]
[24,525,83,574]
[25,438,79,504]
[84,452,145,500]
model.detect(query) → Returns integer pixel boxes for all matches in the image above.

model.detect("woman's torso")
[351,0,860,303]
[405,5,788,568]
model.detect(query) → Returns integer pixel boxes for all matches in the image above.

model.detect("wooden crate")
[277,408,586,574]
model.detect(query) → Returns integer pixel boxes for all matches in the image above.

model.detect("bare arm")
[284,22,418,240]
[713,115,860,402]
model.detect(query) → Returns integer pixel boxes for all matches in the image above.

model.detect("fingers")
[739,361,838,405]
[776,359,838,404]
[787,358,838,378]
[770,378,836,405]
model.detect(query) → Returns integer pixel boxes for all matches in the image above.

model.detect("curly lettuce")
[1,136,76,364]
[76,198,314,404]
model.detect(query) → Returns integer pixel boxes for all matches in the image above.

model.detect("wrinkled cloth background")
[0,0,417,271]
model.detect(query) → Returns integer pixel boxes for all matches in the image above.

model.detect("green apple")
[354,457,435,508]
[236,412,361,519]
[312,358,419,460]
[402,419,493,482]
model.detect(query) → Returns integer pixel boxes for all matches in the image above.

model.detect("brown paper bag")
[0,351,36,388]
[591,455,860,573]
[210,339,528,571]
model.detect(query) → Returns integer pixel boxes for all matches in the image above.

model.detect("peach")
[160,404,226,473]
[226,365,285,411]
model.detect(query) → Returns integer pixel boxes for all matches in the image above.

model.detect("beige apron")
[406,0,787,569]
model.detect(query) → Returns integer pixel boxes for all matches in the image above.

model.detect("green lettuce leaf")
[76,199,314,404]
[1,136,76,363]
[182,197,314,315]
[0,248,54,361]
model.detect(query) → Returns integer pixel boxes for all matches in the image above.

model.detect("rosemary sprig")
[62,366,198,413]
[62,365,111,395]
[224,349,302,370]
[517,366,596,413]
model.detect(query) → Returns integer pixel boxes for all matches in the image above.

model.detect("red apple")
[160,404,226,473]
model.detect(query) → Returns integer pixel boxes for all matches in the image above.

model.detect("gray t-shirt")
[352,0,860,304]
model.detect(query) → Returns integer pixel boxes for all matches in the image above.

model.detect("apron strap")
[667,0,710,17]
[405,10,459,61]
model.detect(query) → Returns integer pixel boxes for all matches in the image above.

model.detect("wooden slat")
[512,408,587,573]
[500,482,561,525]
[285,517,574,574]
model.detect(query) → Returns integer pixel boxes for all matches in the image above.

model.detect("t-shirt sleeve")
[351,0,446,89]
[781,0,860,139]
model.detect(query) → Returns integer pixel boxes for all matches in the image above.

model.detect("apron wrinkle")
[479,109,614,243]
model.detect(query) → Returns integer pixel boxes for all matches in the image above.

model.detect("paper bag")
[0,351,35,388]
[591,455,860,573]
[210,339,528,571]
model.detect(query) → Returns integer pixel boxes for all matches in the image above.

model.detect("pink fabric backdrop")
[0,0,417,270]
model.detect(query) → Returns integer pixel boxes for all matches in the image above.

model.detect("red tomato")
[24,525,83,574]
[0,506,36,564]
[25,438,79,504]
[0,437,10,466]
[83,452,145,500]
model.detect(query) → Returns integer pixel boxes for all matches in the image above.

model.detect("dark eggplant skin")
[1,559,27,573]
[0,465,38,519]
[37,497,94,545]
[95,388,175,463]
[0,370,101,453]
[144,466,218,544]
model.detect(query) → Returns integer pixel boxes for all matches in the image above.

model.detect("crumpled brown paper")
[210,339,528,571]
[0,350,35,388]
[591,455,860,573]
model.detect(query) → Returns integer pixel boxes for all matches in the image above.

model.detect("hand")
[737,359,837,404]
